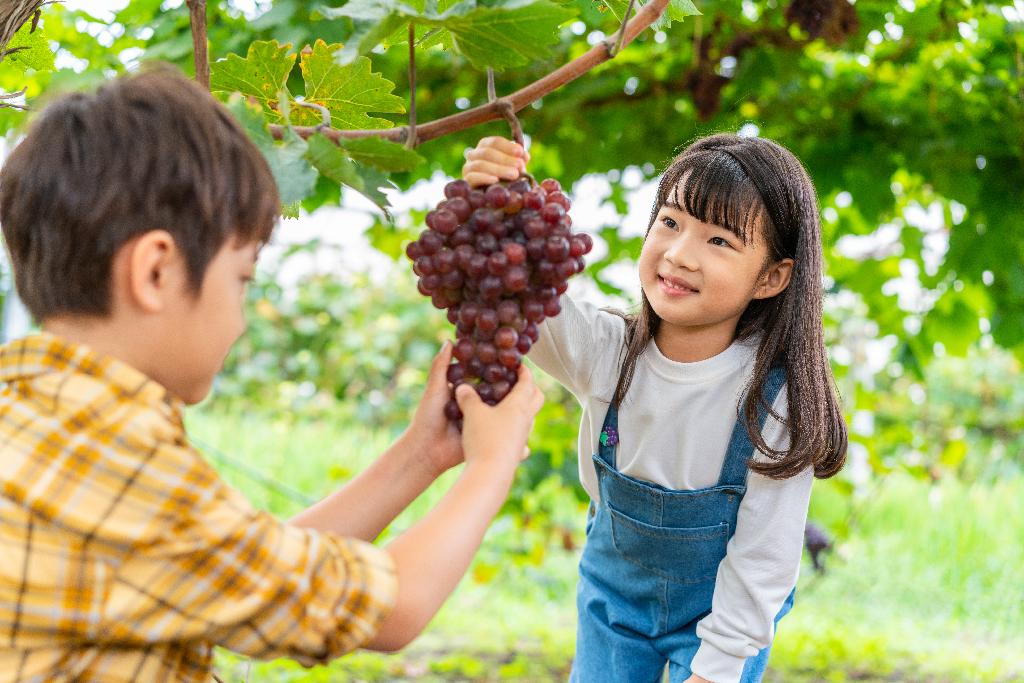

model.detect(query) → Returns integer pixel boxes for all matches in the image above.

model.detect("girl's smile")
[657,273,700,297]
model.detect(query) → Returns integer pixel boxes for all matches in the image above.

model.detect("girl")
[463,134,848,683]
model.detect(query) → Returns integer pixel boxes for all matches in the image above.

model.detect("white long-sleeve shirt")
[530,295,812,683]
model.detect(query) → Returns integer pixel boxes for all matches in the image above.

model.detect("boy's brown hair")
[0,66,280,321]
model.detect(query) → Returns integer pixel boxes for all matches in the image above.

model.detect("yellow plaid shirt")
[0,334,397,682]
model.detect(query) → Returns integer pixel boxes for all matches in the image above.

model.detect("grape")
[469,189,487,209]
[409,174,591,425]
[444,399,463,421]
[454,339,475,362]
[503,242,527,265]
[445,179,472,199]
[546,191,571,210]
[494,326,518,349]
[447,363,466,385]
[406,241,423,261]
[432,209,458,235]
[477,341,498,364]
[447,197,472,222]
[477,308,499,333]
[483,364,505,383]
[419,230,443,255]
[545,236,570,262]
[541,203,565,224]
[487,252,509,276]
[503,266,528,292]
[485,185,510,208]
[491,381,511,402]
[497,347,521,368]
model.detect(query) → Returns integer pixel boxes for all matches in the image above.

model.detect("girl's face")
[638,203,791,341]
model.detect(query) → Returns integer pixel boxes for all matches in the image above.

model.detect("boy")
[0,68,543,682]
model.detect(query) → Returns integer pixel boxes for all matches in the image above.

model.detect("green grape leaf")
[601,0,699,30]
[211,40,296,118]
[225,94,317,215]
[320,0,575,70]
[305,133,395,217]
[337,137,424,172]
[439,0,577,70]
[317,0,411,64]
[4,22,55,72]
[293,40,406,130]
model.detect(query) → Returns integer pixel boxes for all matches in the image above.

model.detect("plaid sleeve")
[97,441,398,664]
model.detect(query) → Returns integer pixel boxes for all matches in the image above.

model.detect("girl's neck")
[653,319,740,363]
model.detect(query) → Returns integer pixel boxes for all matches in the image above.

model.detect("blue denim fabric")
[570,368,792,683]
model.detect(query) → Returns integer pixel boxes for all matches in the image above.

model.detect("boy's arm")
[367,366,543,650]
[289,342,462,541]
[84,365,541,661]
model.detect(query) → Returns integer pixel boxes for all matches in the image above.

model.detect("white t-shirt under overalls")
[530,294,813,683]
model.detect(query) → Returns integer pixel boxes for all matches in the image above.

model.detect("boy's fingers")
[454,383,482,413]
[429,341,453,388]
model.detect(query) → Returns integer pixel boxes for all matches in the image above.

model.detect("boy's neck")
[42,315,162,386]
[653,318,740,363]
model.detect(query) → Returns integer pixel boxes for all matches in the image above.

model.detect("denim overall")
[570,368,794,683]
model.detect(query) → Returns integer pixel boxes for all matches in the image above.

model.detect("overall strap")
[717,366,787,487]
[596,402,620,469]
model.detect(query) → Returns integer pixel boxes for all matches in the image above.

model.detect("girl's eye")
[709,236,733,248]
[661,216,678,230]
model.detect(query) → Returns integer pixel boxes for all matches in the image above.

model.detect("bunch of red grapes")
[405,176,593,427]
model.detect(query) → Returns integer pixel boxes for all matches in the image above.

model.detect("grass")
[187,408,1024,682]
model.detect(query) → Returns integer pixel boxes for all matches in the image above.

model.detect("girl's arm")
[692,391,813,683]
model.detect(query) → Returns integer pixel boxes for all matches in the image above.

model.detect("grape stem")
[268,0,671,146]
[487,68,524,147]
[185,0,210,90]
[407,22,418,149]
[607,0,638,57]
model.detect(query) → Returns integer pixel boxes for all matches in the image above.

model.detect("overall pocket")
[607,506,729,584]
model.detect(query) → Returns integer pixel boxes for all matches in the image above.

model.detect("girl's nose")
[663,234,699,271]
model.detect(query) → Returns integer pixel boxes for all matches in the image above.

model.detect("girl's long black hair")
[609,134,847,479]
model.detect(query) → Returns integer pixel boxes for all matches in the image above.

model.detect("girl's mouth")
[657,275,699,296]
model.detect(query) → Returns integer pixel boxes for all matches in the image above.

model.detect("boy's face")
[161,238,258,405]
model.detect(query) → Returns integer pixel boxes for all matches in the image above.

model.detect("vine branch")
[185,0,209,89]
[270,0,670,147]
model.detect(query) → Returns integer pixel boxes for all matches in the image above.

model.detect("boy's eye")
[661,216,678,230]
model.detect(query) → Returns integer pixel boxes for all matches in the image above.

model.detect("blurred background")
[1,0,1022,680]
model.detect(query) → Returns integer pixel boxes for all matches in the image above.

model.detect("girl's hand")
[462,136,529,187]
[404,341,464,477]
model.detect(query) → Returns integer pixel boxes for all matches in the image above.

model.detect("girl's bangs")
[656,151,768,244]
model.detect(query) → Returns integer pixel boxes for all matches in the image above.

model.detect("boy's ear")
[754,258,795,300]
[121,230,185,314]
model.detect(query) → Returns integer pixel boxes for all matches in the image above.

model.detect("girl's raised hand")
[462,136,529,187]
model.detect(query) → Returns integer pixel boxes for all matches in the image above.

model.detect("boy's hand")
[406,341,464,477]
[454,364,544,470]
[462,136,529,187]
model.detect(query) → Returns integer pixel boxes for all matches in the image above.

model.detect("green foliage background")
[1,0,1023,678]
